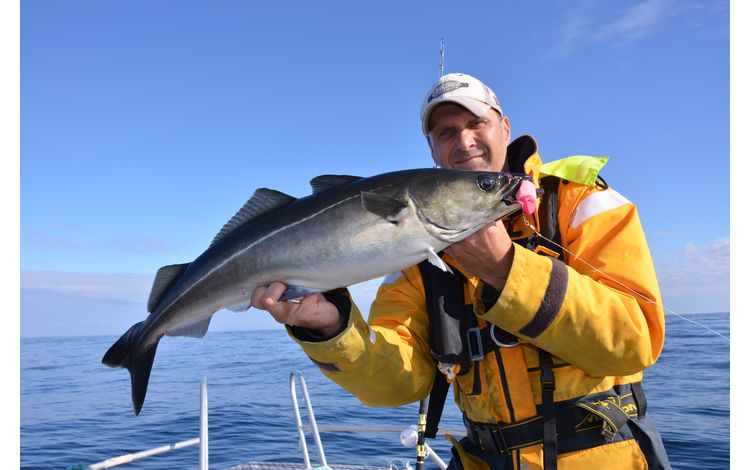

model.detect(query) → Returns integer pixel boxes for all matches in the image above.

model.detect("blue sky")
[19,0,730,338]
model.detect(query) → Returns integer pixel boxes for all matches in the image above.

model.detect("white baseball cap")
[420,73,503,135]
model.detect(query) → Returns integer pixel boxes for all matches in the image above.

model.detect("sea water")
[20,312,729,469]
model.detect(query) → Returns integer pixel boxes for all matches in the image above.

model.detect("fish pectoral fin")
[279,286,316,301]
[426,248,453,273]
[148,263,190,313]
[360,191,408,223]
[165,315,213,338]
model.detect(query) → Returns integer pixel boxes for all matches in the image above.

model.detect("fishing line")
[521,215,729,342]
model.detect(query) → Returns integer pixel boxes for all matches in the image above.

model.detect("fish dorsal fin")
[310,175,362,194]
[148,263,190,313]
[165,314,214,338]
[361,191,408,222]
[211,188,297,246]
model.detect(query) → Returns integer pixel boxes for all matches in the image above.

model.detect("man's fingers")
[251,287,340,332]
[263,282,288,307]
[250,282,285,309]
[284,294,329,327]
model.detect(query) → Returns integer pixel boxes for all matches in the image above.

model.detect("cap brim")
[421,97,493,135]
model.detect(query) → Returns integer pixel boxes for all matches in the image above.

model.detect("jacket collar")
[506,135,543,185]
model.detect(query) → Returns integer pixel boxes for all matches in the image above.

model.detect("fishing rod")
[439,37,445,78]
[415,398,428,470]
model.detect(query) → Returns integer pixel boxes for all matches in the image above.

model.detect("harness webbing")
[539,349,558,470]
[424,368,450,439]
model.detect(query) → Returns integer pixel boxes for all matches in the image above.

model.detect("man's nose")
[457,129,476,150]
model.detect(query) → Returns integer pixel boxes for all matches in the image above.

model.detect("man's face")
[427,103,511,172]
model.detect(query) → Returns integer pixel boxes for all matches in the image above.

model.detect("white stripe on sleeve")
[569,189,631,230]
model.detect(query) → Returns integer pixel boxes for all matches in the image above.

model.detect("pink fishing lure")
[516,179,537,215]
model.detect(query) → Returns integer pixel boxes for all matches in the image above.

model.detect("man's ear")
[501,114,511,143]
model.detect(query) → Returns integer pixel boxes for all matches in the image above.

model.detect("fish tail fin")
[102,321,160,416]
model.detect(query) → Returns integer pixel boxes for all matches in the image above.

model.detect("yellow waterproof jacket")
[290,135,666,469]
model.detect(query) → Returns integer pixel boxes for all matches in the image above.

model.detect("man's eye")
[437,128,454,138]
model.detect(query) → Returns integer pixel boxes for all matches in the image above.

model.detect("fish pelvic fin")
[102,321,160,416]
[279,286,316,301]
[427,247,453,273]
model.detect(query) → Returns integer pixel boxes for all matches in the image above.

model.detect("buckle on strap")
[540,362,556,392]
[466,327,484,361]
[576,398,632,442]
[464,417,512,455]
[540,367,556,391]
[464,414,545,455]
[489,427,511,455]
[538,349,556,392]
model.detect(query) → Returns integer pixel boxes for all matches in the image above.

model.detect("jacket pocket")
[558,439,647,470]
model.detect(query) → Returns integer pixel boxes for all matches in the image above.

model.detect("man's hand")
[251,282,343,337]
[444,220,514,291]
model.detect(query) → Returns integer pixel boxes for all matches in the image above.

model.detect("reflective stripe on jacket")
[290,135,666,468]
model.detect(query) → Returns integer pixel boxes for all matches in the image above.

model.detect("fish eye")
[476,175,497,192]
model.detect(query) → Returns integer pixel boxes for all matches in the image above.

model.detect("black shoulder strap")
[539,348,558,470]
[536,176,564,257]
[418,259,474,368]
[424,368,449,439]
[417,258,474,439]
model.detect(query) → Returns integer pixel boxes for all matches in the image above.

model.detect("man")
[252,73,670,469]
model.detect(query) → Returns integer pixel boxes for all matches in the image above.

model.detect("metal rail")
[86,378,209,470]
[290,371,328,469]
[289,371,457,470]
[87,373,457,469]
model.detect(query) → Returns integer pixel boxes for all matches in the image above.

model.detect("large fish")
[103,168,533,414]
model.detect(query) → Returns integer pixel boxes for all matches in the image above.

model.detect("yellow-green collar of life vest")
[539,155,609,186]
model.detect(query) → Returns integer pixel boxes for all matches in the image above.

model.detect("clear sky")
[19,0,730,338]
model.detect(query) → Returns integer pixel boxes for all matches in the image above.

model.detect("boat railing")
[84,373,460,469]
[85,379,209,470]
[290,371,458,470]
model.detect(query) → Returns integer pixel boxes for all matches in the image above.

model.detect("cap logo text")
[428,80,469,103]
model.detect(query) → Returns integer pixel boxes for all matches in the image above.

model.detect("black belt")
[463,383,646,456]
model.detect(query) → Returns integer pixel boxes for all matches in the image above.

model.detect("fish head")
[407,169,525,243]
